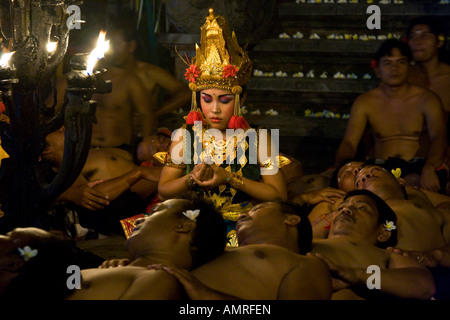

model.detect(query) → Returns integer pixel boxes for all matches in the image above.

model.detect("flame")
[47,41,58,54]
[0,52,15,68]
[86,30,109,75]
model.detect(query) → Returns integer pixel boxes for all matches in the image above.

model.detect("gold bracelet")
[226,172,244,190]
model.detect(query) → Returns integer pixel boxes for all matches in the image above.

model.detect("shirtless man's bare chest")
[91,68,136,147]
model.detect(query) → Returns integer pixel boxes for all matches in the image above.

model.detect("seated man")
[146,200,334,300]
[0,196,227,300]
[309,189,435,300]
[406,17,450,193]
[335,39,447,193]
[41,127,162,236]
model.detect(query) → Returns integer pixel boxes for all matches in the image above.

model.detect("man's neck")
[417,55,442,77]
[128,248,192,270]
[379,81,410,99]
[241,235,300,254]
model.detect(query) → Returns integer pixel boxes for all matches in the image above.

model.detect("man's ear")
[437,34,445,48]
[374,66,380,78]
[4,255,26,272]
[397,177,408,187]
[284,215,301,227]
[174,220,196,233]
[377,226,391,243]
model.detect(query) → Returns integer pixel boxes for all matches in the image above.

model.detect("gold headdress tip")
[184,7,253,92]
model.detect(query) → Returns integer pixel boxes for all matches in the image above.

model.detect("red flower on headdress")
[0,101,5,114]
[222,64,239,78]
[369,59,378,69]
[185,65,200,83]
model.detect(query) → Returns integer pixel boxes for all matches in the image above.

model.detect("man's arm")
[335,96,369,164]
[148,264,240,300]
[420,92,447,191]
[385,251,436,299]
[150,66,191,117]
[312,251,435,299]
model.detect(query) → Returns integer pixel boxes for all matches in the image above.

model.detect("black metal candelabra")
[0,0,111,233]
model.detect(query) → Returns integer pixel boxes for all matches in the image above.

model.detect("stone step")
[247,77,379,93]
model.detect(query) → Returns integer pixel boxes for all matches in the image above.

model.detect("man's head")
[41,127,65,166]
[354,165,407,201]
[127,194,227,269]
[136,128,172,163]
[104,16,138,68]
[374,39,412,86]
[0,228,82,300]
[331,160,366,192]
[407,16,447,63]
[235,200,312,254]
[329,189,398,249]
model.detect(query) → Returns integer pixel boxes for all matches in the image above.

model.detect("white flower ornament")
[18,246,38,261]
[182,209,200,221]
[384,221,396,231]
[391,168,402,179]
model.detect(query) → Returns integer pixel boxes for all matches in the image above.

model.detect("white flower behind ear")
[18,246,38,261]
[182,209,200,221]
[383,221,396,231]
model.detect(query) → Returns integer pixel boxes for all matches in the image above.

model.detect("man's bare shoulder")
[410,83,443,105]
[357,87,382,100]
[351,88,382,110]
[136,61,172,77]
[438,61,450,75]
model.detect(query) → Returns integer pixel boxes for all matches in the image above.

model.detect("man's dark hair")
[278,200,313,255]
[407,16,446,39]
[374,38,412,63]
[344,189,398,249]
[180,192,227,269]
[1,232,85,300]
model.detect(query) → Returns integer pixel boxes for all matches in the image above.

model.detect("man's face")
[41,128,65,165]
[408,24,441,62]
[330,195,380,242]
[104,30,134,67]
[354,165,402,200]
[126,199,192,253]
[236,202,286,246]
[336,161,365,192]
[377,48,410,86]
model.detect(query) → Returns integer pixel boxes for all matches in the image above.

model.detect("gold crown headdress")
[181,8,253,129]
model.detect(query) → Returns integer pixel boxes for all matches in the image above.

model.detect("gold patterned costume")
[156,9,289,246]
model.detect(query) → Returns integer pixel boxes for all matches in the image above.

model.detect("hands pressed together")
[189,162,232,190]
